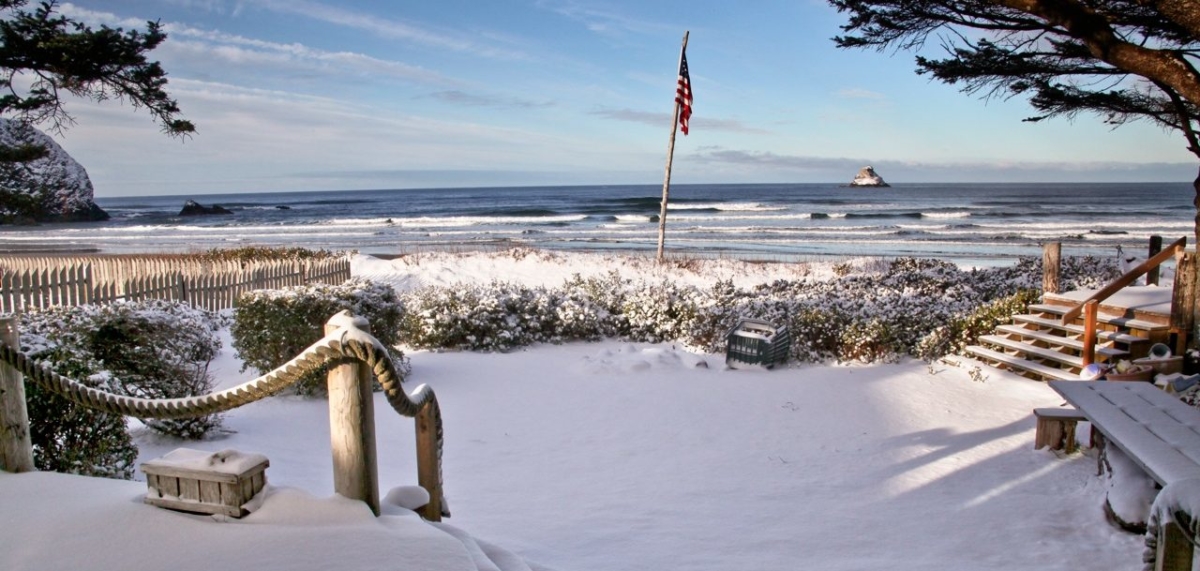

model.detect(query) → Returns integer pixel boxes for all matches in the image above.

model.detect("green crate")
[725,319,790,369]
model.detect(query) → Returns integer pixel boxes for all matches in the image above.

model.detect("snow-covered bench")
[1033,407,1086,454]
[1048,381,1200,488]
[1049,380,1200,570]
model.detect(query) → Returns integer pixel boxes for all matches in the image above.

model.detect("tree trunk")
[1193,166,1200,352]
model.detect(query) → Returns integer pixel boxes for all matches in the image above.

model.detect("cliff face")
[0,118,108,223]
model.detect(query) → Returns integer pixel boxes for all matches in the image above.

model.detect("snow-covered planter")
[232,279,408,396]
[19,300,227,477]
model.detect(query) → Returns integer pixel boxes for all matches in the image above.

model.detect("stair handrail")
[1059,237,1187,325]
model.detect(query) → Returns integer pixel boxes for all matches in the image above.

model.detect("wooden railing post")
[325,311,380,516]
[1061,237,1187,324]
[0,316,34,473]
[1172,252,1196,357]
[1082,300,1099,367]
[1156,521,1195,571]
[415,401,443,522]
[1148,235,1164,286]
[1043,242,1061,294]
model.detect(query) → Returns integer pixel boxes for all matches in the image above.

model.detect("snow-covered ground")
[1,252,1147,571]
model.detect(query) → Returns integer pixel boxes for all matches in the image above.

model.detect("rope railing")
[0,310,446,521]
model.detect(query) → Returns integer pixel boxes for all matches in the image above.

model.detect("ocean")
[0,182,1192,266]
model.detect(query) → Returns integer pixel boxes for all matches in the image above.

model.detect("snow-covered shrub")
[198,246,349,262]
[838,319,902,363]
[682,280,745,350]
[395,255,1118,365]
[232,279,408,396]
[916,289,1041,362]
[19,300,226,477]
[400,282,546,351]
[18,343,137,479]
[555,272,629,340]
[621,280,701,343]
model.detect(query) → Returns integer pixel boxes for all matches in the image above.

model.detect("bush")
[232,279,409,395]
[916,289,1041,362]
[394,255,1119,366]
[198,246,350,262]
[19,300,227,477]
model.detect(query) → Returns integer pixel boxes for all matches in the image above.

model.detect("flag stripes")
[676,48,692,135]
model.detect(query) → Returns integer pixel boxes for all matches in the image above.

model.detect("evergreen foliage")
[0,0,193,137]
[231,279,409,396]
[18,300,226,478]
[828,0,1200,159]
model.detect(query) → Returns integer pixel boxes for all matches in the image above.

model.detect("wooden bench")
[1034,407,1087,453]
[1049,381,1200,571]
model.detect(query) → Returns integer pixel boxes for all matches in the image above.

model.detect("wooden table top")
[1049,380,1200,485]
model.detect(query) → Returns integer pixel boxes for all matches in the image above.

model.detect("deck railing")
[1052,237,1188,366]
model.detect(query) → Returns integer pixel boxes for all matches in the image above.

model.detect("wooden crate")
[141,448,269,518]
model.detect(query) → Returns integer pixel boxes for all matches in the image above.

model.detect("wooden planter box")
[141,448,269,518]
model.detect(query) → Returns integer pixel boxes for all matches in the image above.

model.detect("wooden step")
[1027,303,1170,332]
[994,325,1130,359]
[1010,315,1150,345]
[977,334,1098,369]
[964,345,1079,381]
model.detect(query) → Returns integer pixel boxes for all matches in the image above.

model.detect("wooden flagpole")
[657,31,689,262]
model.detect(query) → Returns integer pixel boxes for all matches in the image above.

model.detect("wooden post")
[1173,252,1196,356]
[415,400,443,522]
[1148,235,1164,286]
[1156,521,1194,571]
[0,316,34,473]
[325,311,380,516]
[1042,242,1061,294]
[1082,300,1098,367]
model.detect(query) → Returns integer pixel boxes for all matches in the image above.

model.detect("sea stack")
[179,200,233,216]
[849,166,889,187]
[0,118,109,223]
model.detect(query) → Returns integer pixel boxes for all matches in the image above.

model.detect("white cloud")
[59,4,456,86]
[243,0,529,60]
[539,0,675,39]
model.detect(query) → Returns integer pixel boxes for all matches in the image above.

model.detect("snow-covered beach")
[1,251,1148,571]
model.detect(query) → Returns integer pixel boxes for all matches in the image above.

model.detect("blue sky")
[41,0,1199,197]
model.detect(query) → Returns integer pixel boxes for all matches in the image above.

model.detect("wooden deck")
[1042,285,1173,326]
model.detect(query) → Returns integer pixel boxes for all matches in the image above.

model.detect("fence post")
[1148,235,1164,286]
[415,400,443,521]
[324,311,380,516]
[1042,242,1061,295]
[0,316,34,473]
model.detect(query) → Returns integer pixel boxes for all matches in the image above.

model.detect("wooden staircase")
[964,290,1173,381]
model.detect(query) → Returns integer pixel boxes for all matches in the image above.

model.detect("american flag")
[676,48,692,135]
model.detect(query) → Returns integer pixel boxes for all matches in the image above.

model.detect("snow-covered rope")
[0,312,445,518]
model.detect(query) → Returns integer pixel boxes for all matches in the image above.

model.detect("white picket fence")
[0,256,351,313]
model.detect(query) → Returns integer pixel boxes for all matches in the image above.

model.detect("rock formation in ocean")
[849,165,890,187]
[179,200,233,216]
[0,118,109,223]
